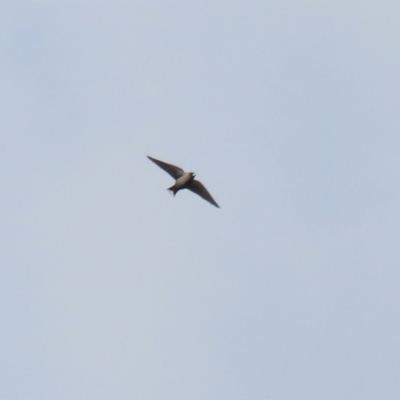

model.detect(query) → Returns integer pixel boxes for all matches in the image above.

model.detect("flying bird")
[147,155,220,208]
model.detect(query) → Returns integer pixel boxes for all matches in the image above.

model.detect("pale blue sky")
[1,2,400,399]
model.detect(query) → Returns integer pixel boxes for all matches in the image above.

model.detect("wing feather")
[187,180,220,208]
[147,156,184,179]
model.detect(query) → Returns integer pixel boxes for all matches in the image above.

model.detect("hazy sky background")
[1,2,400,399]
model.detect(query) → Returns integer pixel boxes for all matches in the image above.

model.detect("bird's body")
[174,172,195,190]
[147,156,220,208]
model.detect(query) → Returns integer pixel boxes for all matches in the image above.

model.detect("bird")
[147,155,220,208]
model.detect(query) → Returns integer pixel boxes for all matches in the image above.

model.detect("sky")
[1,1,400,399]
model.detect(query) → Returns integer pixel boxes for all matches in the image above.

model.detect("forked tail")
[167,185,178,196]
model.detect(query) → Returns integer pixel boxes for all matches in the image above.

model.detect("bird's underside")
[147,155,220,208]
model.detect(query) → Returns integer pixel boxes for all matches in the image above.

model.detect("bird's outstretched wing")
[187,180,220,208]
[147,156,184,179]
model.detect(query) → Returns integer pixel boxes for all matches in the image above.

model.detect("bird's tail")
[167,185,178,196]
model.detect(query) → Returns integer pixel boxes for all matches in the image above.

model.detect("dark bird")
[147,155,220,208]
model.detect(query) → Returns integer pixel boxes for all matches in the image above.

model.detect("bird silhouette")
[147,155,220,208]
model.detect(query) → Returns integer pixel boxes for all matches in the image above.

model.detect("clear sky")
[1,2,400,399]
